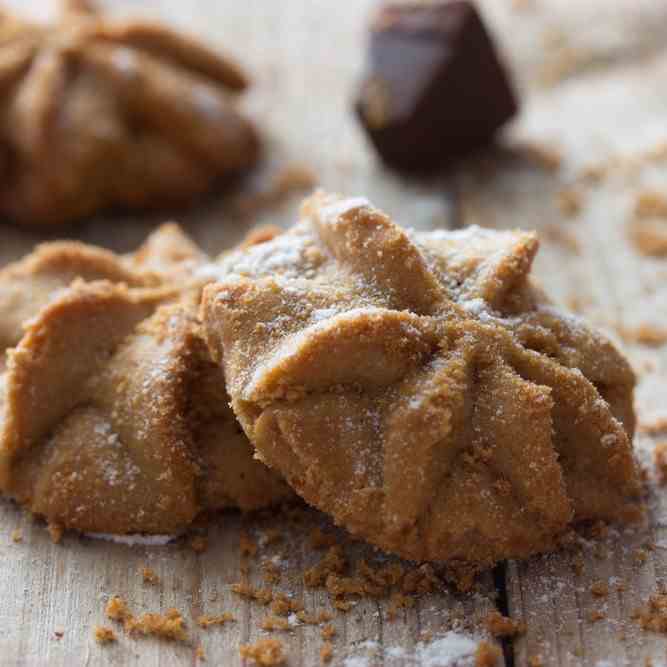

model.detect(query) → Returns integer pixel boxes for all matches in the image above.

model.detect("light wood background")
[1,1,667,665]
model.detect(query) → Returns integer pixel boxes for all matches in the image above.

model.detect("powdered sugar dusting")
[343,632,481,666]
[85,532,177,546]
[216,232,312,280]
[415,633,479,666]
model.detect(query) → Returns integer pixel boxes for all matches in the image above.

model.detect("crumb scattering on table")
[105,596,132,623]
[239,637,286,665]
[10,528,22,543]
[231,581,274,605]
[141,567,159,585]
[93,626,116,644]
[261,615,292,632]
[320,640,334,663]
[197,612,235,629]
[125,608,187,641]
[484,610,526,638]
[105,596,187,641]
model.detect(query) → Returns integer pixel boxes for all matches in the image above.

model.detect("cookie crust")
[203,192,641,580]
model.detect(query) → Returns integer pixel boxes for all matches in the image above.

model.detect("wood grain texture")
[2,0,667,665]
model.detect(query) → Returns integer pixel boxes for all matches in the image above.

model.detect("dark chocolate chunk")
[356,1,518,171]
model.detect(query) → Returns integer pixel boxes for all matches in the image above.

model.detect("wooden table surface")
[1,1,667,665]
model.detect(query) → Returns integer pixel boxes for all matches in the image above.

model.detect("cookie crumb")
[106,596,131,622]
[296,610,334,625]
[589,610,606,623]
[125,608,187,641]
[195,644,206,661]
[142,567,159,585]
[475,640,502,667]
[320,641,334,663]
[484,610,526,638]
[94,626,116,644]
[261,615,291,632]
[197,613,235,629]
[528,656,545,667]
[239,638,285,665]
[10,528,22,543]
[270,593,302,616]
[106,596,187,642]
[231,582,274,605]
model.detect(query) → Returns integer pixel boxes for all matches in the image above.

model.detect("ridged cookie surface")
[203,191,641,581]
[0,225,291,535]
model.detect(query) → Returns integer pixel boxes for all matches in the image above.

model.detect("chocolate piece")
[356,1,518,171]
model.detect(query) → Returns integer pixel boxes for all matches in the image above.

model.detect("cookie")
[0,226,291,535]
[0,0,259,226]
[202,192,641,583]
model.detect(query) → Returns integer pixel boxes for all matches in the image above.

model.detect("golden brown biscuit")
[0,0,259,226]
[202,192,641,581]
[0,226,291,535]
